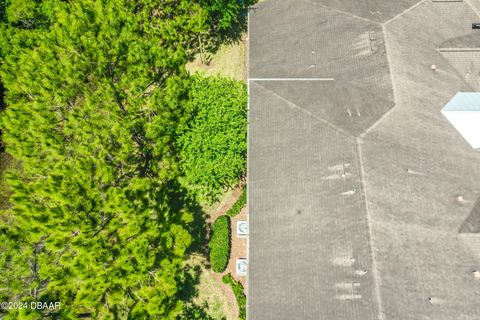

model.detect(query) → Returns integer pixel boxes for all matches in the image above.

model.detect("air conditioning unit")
[236,220,248,237]
[236,258,248,276]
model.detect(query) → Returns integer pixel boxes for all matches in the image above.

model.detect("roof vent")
[473,270,480,279]
[355,269,368,276]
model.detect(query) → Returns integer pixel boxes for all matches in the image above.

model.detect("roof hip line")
[252,82,353,138]
[300,0,380,24]
[356,140,385,320]
[359,25,398,139]
[383,0,427,25]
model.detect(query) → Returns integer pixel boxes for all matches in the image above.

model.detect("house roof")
[248,0,480,319]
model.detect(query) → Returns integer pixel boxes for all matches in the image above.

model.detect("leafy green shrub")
[209,215,231,272]
[222,273,246,320]
[226,186,246,217]
[177,75,247,202]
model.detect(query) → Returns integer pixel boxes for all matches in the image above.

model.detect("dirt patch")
[186,35,248,82]
[208,182,245,224]
[188,254,238,320]
[226,207,248,291]
[213,272,240,319]
[196,182,247,319]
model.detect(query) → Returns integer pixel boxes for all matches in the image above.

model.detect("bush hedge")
[209,215,231,272]
[222,273,246,320]
[226,186,246,217]
[177,75,247,202]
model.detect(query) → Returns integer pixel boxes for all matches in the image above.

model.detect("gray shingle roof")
[248,0,480,319]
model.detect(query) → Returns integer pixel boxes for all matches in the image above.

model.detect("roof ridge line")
[439,47,480,51]
[300,0,380,25]
[383,0,427,25]
[360,25,399,139]
[465,0,480,19]
[251,81,353,138]
[356,140,385,320]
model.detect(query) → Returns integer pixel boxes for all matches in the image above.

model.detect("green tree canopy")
[0,0,235,318]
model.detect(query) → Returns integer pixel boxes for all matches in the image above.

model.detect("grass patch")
[201,188,235,218]
[222,274,246,320]
[185,255,236,320]
[209,216,231,273]
[226,187,246,218]
[186,38,246,81]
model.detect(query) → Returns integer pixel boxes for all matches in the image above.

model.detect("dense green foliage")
[227,187,246,217]
[177,75,247,202]
[0,1,203,318]
[178,302,215,320]
[201,0,253,31]
[222,274,246,320]
[197,0,254,59]
[209,216,231,272]
[0,0,251,318]
[0,0,57,191]
[0,152,12,208]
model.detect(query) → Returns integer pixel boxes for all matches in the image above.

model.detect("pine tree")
[0,0,211,318]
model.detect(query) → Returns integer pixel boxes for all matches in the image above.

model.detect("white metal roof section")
[442,92,480,148]
[443,92,480,111]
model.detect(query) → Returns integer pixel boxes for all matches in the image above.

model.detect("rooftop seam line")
[439,48,480,52]
[360,25,399,139]
[252,81,353,138]
[356,139,385,320]
[301,0,380,25]
[464,0,480,18]
[382,0,427,25]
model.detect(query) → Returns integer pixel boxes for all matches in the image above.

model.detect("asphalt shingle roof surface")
[248,0,480,319]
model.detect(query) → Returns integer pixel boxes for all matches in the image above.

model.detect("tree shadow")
[0,81,5,154]
[165,180,210,307]
[166,180,209,256]
[201,1,258,58]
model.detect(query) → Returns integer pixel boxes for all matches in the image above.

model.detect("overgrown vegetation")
[178,302,215,320]
[227,187,247,217]
[209,216,231,273]
[177,75,248,202]
[0,0,252,318]
[222,274,246,320]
